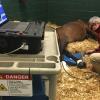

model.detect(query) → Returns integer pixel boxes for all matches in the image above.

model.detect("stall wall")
[48,0,100,24]
[1,0,47,21]
[1,0,100,24]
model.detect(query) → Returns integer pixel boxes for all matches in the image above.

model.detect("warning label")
[0,84,7,91]
[0,74,31,80]
[0,74,32,96]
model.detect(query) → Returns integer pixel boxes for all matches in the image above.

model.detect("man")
[88,16,100,73]
[89,16,100,52]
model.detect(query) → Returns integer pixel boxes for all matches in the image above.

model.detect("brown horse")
[56,20,91,54]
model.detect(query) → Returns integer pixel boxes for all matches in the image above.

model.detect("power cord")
[61,61,98,80]
[62,61,85,80]
[2,42,26,55]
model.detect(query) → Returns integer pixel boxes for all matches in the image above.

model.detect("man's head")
[89,16,100,31]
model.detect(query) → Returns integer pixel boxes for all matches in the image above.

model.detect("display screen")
[0,4,8,25]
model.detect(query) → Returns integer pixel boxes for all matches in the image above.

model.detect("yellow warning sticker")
[0,84,7,91]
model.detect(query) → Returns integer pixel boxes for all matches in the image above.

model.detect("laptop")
[0,4,45,37]
[0,4,45,54]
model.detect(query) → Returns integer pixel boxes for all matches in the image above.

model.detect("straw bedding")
[66,38,99,54]
[56,68,100,100]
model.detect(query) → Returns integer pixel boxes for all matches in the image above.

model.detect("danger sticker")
[0,84,7,91]
[0,74,32,96]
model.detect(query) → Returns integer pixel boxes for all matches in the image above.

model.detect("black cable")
[62,61,86,80]
[61,61,97,80]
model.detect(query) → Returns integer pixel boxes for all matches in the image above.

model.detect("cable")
[2,42,26,55]
[61,61,98,80]
[62,61,85,80]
